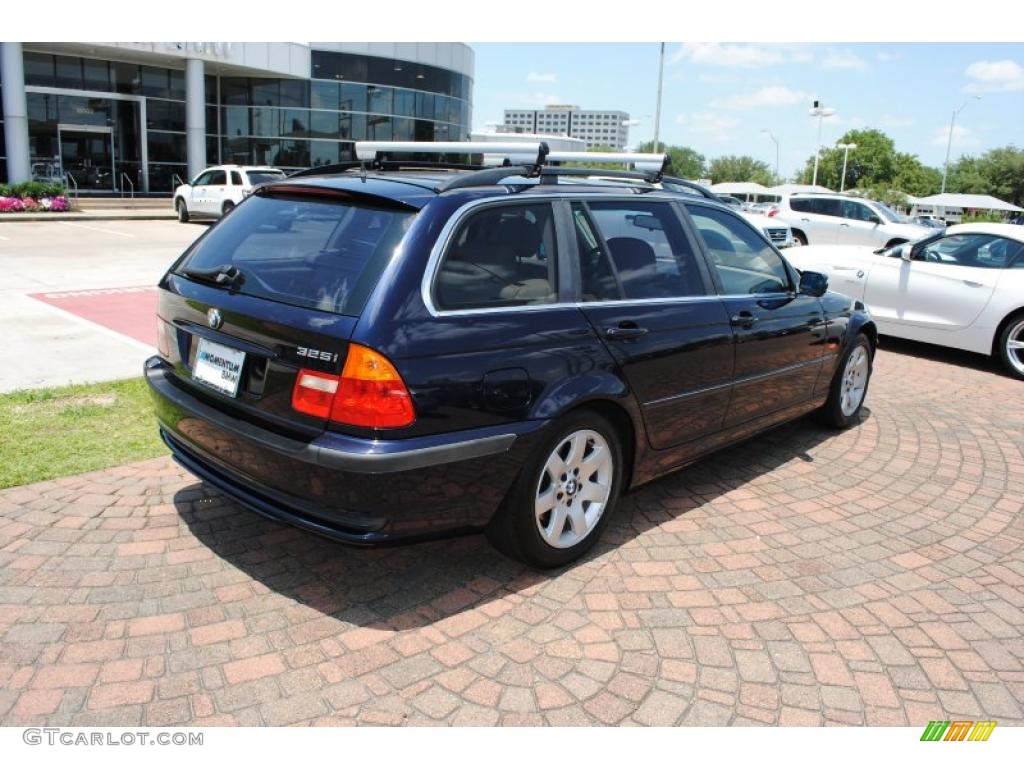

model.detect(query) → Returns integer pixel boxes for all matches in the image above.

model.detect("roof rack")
[545,151,670,177]
[354,140,549,168]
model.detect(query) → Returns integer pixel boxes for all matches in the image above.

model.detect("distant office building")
[502,105,629,149]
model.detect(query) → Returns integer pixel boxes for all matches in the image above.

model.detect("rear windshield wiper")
[180,264,246,292]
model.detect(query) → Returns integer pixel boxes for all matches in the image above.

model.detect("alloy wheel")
[840,344,869,417]
[534,429,614,549]
[1006,320,1024,377]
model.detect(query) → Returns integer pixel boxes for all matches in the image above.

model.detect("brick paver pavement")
[2,340,1023,726]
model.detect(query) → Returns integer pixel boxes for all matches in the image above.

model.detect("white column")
[185,58,206,180]
[1,42,31,183]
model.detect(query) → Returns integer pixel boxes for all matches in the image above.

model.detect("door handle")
[730,311,758,328]
[963,280,984,288]
[800,217,811,222]
[605,325,649,341]
[839,223,850,227]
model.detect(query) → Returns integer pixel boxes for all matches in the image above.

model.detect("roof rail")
[354,140,549,168]
[659,176,718,201]
[545,151,670,177]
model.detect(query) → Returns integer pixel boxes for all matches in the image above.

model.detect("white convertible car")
[784,223,1024,379]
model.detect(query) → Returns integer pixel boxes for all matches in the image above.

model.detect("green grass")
[0,377,168,489]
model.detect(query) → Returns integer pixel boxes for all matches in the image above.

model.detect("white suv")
[774,193,931,248]
[174,165,286,222]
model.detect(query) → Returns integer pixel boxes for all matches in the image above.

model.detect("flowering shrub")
[0,191,71,214]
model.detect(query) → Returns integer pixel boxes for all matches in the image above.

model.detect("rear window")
[246,170,286,185]
[176,194,416,316]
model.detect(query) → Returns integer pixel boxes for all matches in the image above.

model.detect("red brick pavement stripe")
[28,286,157,346]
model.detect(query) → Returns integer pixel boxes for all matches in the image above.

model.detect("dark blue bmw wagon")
[147,142,876,567]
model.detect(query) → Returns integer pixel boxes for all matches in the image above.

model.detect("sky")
[469,43,1024,180]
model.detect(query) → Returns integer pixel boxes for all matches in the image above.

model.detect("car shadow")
[176,412,854,631]
[878,334,1004,377]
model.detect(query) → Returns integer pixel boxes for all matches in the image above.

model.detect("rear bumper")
[145,356,547,543]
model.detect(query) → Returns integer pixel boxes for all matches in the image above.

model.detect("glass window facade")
[13,47,472,192]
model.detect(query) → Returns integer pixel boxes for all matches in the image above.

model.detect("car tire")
[792,230,808,246]
[486,409,624,569]
[175,198,189,223]
[222,200,235,216]
[815,333,873,429]
[996,313,1024,381]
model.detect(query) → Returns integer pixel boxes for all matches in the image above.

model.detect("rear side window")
[791,197,841,217]
[687,205,792,295]
[176,194,416,316]
[230,171,243,185]
[434,203,558,311]
[579,200,706,300]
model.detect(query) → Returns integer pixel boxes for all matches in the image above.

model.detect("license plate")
[193,337,246,397]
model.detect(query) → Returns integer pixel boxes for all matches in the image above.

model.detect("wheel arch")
[566,398,638,491]
[992,307,1024,357]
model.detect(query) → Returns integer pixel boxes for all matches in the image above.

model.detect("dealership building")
[0,42,474,193]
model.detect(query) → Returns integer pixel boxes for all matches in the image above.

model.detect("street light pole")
[761,129,779,180]
[653,43,664,154]
[809,101,836,187]
[836,142,857,192]
[941,96,981,194]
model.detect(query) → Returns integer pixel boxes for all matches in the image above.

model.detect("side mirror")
[798,270,828,297]
[869,215,882,225]
[900,245,914,262]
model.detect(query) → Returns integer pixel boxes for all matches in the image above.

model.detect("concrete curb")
[1,211,178,222]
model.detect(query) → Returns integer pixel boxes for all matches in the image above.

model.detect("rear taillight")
[768,208,778,217]
[291,344,415,429]
[156,317,171,357]
[291,369,339,419]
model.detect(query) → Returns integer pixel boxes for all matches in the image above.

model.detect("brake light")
[290,344,415,428]
[768,208,778,217]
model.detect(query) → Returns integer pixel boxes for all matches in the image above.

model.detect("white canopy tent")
[710,182,767,195]
[767,183,833,195]
[912,193,1023,213]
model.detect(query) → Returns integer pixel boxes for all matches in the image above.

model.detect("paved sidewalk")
[1,343,1022,726]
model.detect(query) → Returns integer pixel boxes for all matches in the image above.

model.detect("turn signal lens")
[331,344,415,429]
[291,369,339,419]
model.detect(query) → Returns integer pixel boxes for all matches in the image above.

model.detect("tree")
[892,153,941,197]
[946,146,1024,204]
[635,141,705,179]
[796,128,899,189]
[706,155,774,185]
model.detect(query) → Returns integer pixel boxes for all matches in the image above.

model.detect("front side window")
[434,203,558,311]
[192,170,214,186]
[916,233,1024,269]
[579,201,706,301]
[687,205,792,295]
